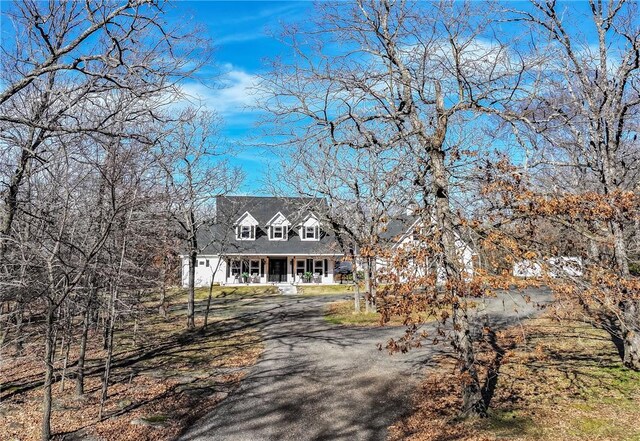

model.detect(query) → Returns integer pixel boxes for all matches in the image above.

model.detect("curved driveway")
[179,288,551,441]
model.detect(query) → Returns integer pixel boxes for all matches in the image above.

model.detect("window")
[230,260,241,276]
[250,259,260,275]
[302,225,318,240]
[270,225,287,240]
[296,259,306,275]
[199,260,205,266]
[206,259,210,267]
[237,225,255,240]
[314,259,324,275]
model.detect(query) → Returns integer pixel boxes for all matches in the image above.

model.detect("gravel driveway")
[179,288,551,441]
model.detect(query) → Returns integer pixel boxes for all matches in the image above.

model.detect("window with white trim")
[249,259,260,275]
[296,259,306,275]
[302,226,319,240]
[237,225,255,240]
[270,225,287,240]
[230,260,241,276]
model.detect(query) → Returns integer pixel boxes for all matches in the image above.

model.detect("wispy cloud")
[203,2,309,47]
[215,31,268,45]
[211,3,305,27]
[178,65,261,117]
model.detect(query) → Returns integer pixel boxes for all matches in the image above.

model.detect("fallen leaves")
[0,310,263,441]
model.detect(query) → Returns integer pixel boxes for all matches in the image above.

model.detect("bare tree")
[260,0,525,417]
[0,2,212,438]
[0,0,207,262]
[159,108,243,330]
[274,141,411,312]
[500,0,640,369]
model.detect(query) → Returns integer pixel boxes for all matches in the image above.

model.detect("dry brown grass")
[0,300,263,441]
[388,317,640,441]
[324,299,469,327]
[324,300,436,326]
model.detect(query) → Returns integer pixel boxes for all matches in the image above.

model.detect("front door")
[268,258,287,283]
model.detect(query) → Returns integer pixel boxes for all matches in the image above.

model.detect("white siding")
[376,236,475,285]
[181,255,338,286]
[181,256,226,288]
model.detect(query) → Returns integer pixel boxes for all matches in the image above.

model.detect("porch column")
[287,257,294,283]
[292,257,296,284]
[265,257,270,284]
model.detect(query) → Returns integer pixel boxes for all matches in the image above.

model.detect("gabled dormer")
[266,211,291,241]
[299,213,320,241]
[235,211,258,240]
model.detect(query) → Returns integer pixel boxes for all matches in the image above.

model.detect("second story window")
[270,225,287,240]
[237,225,255,240]
[302,225,319,240]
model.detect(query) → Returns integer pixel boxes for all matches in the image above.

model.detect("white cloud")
[177,66,261,117]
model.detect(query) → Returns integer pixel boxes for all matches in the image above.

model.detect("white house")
[375,215,476,283]
[181,196,344,287]
[513,257,583,278]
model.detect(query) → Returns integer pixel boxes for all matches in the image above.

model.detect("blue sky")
[0,1,608,195]
[168,1,608,195]
[168,1,314,194]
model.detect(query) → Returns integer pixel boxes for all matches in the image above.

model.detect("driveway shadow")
[178,288,551,441]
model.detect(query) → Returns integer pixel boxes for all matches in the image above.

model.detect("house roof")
[379,215,419,243]
[198,196,344,256]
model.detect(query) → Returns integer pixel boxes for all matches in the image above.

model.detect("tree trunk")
[363,259,371,313]
[452,298,486,417]
[187,249,197,329]
[98,285,117,420]
[612,220,630,277]
[102,293,112,350]
[159,254,168,317]
[75,300,91,396]
[622,300,640,370]
[352,258,361,313]
[14,298,24,355]
[41,300,55,441]
[369,257,377,313]
[204,283,214,330]
[427,112,486,417]
[0,144,31,262]
[59,335,71,393]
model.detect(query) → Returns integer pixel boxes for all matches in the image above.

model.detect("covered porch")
[223,255,337,285]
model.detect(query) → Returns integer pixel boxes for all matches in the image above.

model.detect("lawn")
[388,316,640,441]
[159,285,280,304]
[0,291,264,441]
[324,299,436,326]
[194,285,280,300]
[296,284,356,295]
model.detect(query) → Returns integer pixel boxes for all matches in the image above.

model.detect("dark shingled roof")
[379,215,418,243]
[198,196,344,256]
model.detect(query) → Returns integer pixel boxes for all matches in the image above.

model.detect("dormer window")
[266,211,290,241]
[300,213,321,241]
[270,225,287,240]
[235,211,258,241]
[303,226,318,240]
[238,225,255,240]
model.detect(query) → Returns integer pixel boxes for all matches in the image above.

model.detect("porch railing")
[268,274,287,283]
